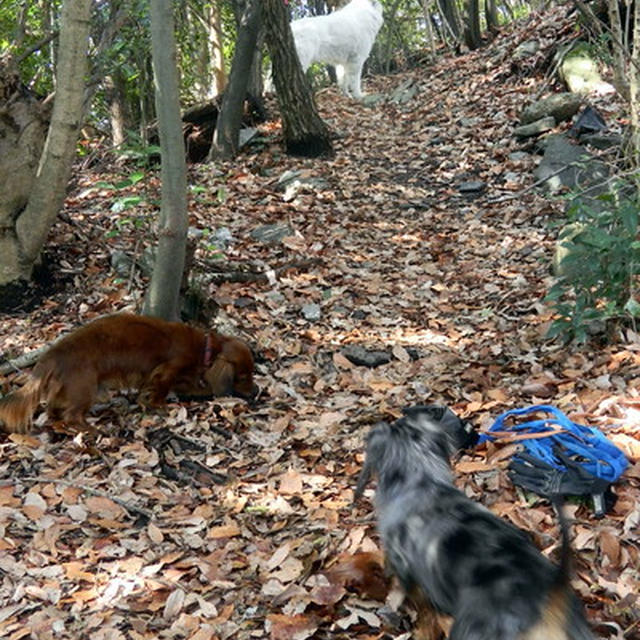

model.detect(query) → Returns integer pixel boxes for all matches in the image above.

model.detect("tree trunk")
[485,0,500,35]
[421,0,438,56]
[608,0,631,99]
[209,1,227,96]
[2,0,91,287]
[105,70,129,147]
[143,0,189,321]
[463,0,482,50]
[437,0,462,42]
[208,0,261,161]
[0,55,49,288]
[262,0,333,158]
[630,0,640,185]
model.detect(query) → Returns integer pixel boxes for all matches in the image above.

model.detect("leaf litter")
[1,7,639,640]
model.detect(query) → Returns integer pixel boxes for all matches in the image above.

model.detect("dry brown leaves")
[1,6,639,640]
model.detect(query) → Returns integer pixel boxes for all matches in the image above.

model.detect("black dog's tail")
[546,498,596,640]
[550,497,572,586]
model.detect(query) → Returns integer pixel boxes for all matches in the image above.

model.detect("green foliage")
[546,187,640,343]
[2,0,63,95]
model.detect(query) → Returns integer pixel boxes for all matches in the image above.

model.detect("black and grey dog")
[355,405,595,640]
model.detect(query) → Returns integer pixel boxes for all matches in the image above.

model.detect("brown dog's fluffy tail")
[0,376,44,434]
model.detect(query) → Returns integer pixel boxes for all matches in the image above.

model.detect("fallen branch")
[2,476,154,523]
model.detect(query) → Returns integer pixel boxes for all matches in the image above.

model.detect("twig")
[0,345,48,375]
[207,257,322,284]
[3,476,154,523]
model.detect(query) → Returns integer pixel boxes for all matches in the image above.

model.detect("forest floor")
[1,7,639,640]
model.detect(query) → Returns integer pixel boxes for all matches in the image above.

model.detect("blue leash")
[480,405,628,483]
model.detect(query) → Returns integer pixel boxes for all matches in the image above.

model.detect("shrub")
[546,187,640,343]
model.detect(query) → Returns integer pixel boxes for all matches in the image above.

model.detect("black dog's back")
[358,407,595,640]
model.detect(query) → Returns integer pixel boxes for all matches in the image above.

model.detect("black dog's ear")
[354,422,391,502]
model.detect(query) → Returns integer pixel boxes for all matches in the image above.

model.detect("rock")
[301,303,321,321]
[520,92,582,125]
[533,134,609,194]
[514,116,556,138]
[513,39,540,60]
[276,169,330,202]
[341,345,391,368]
[238,127,258,147]
[361,93,385,107]
[559,43,615,96]
[234,296,255,309]
[457,181,486,194]
[579,133,623,150]
[552,222,588,277]
[211,227,233,249]
[390,79,418,104]
[110,250,133,278]
[570,106,607,137]
[250,223,294,245]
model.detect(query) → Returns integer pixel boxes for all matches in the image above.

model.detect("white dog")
[291,0,383,99]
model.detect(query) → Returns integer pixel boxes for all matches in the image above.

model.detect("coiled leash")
[479,405,628,517]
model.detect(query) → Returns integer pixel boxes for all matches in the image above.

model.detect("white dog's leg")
[335,65,347,93]
[345,60,366,98]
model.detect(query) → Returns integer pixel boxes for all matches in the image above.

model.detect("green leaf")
[624,297,640,317]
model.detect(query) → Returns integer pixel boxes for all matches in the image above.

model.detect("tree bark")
[463,0,482,50]
[207,0,227,96]
[0,55,49,287]
[262,0,333,158]
[9,0,91,282]
[143,0,189,321]
[608,0,631,99]
[437,0,462,42]
[630,0,640,184]
[208,0,261,160]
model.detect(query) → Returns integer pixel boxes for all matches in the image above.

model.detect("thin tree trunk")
[463,0,482,50]
[208,0,261,160]
[209,1,227,95]
[14,0,91,274]
[105,71,128,147]
[144,0,189,321]
[485,0,499,35]
[608,0,631,99]
[421,0,437,56]
[438,0,462,41]
[630,0,640,185]
[262,0,333,157]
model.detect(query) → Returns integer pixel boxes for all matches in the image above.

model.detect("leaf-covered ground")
[1,8,639,640]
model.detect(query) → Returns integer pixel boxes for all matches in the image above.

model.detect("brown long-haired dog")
[0,313,257,434]
[355,406,595,640]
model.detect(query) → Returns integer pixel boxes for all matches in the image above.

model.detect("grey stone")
[361,93,386,107]
[457,181,486,193]
[533,134,609,195]
[276,169,330,202]
[508,151,530,162]
[513,39,540,60]
[250,223,294,245]
[514,116,556,138]
[301,303,321,321]
[521,93,582,125]
[341,345,391,368]
[579,133,623,150]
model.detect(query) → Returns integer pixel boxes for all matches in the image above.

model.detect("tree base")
[0,251,71,314]
[285,135,334,158]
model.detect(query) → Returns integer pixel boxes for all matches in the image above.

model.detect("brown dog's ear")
[204,358,234,396]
